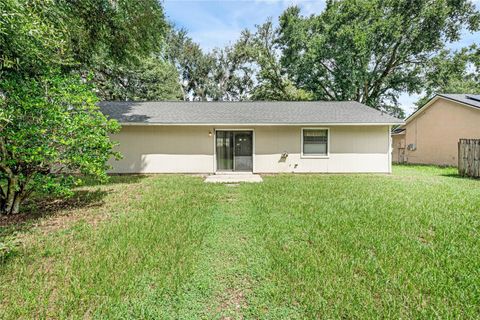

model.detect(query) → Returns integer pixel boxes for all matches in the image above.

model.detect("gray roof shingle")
[98,101,403,125]
[438,94,480,109]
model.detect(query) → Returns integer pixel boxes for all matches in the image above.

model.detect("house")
[99,101,403,174]
[392,94,480,166]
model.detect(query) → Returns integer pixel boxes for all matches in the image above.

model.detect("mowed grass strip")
[0,175,223,319]
[0,166,479,318]
[241,166,480,318]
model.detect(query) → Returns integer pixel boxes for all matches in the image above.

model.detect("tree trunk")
[1,192,23,215]
[11,194,21,215]
[1,176,22,215]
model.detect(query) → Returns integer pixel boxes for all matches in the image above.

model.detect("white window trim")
[301,127,330,159]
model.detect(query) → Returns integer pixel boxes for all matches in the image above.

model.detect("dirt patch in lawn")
[217,278,253,320]
[218,287,248,319]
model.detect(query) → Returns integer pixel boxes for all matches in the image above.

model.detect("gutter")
[117,122,405,126]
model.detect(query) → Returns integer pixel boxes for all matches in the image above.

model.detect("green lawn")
[1,166,479,318]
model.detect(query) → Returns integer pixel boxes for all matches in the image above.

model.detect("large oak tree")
[277,0,480,116]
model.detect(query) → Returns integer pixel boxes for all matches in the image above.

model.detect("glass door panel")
[234,132,253,171]
[216,131,233,171]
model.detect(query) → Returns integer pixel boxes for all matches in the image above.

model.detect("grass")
[0,165,479,318]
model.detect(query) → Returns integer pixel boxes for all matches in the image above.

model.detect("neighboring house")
[99,101,402,174]
[392,94,480,166]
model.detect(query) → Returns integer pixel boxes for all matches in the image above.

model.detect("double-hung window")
[302,128,329,157]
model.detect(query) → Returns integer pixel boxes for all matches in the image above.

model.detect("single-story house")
[99,101,403,174]
[392,94,480,166]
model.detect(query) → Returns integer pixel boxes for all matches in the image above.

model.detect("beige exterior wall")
[253,126,390,173]
[402,98,480,166]
[110,126,214,173]
[110,125,391,173]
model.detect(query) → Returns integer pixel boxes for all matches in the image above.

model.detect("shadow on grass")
[441,173,479,180]
[1,175,147,235]
[81,174,148,187]
[0,189,109,238]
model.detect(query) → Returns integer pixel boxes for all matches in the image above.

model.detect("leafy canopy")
[0,0,174,214]
[0,73,120,215]
[277,0,480,117]
[417,45,480,106]
[238,21,313,101]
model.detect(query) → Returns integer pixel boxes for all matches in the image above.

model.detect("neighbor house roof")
[438,94,480,109]
[98,101,403,125]
[405,94,480,124]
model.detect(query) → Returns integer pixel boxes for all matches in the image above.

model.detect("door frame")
[213,129,255,173]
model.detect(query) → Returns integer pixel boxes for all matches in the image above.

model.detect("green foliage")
[277,0,480,116]
[93,56,183,101]
[60,0,179,101]
[1,0,179,100]
[0,236,18,264]
[0,0,73,73]
[0,0,169,73]
[166,28,255,101]
[166,29,216,100]
[56,0,168,67]
[0,72,120,214]
[417,45,480,107]
[0,0,178,214]
[238,21,314,101]
[208,45,255,101]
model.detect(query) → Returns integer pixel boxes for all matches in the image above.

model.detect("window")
[302,128,329,156]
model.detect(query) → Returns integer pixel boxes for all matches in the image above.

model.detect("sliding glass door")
[216,131,234,171]
[216,131,253,172]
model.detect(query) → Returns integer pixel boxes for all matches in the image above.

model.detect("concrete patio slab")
[204,174,263,183]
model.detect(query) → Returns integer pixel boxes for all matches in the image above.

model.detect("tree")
[0,0,174,214]
[57,0,169,67]
[93,56,183,101]
[0,73,120,215]
[1,0,169,73]
[236,21,313,101]
[277,0,480,115]
[165,29,215,101]
[417,45,480,106]
[61,0,180,101]
[166,28,256,101]
[0,0,72,74]
[208,45,255,101]
[1,0,178,102]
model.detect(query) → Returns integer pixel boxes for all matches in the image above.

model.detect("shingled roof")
[98,101,403,125]
[405,93,480,124]
[438,94,480,109]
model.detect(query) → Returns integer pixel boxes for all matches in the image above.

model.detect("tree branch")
[368,39,403,101]
[318,81,335,100]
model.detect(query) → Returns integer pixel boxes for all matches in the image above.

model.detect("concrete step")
[215,171,253,175]
[205,174,262,183]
